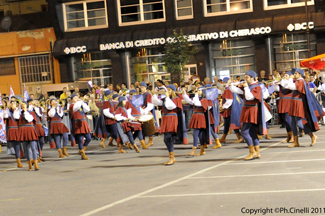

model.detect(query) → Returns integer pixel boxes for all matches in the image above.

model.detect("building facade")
[50,0,325,87]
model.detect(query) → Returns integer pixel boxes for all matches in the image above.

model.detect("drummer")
[126,89,148,149]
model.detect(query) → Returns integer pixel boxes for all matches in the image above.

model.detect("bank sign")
[99,26,272,51]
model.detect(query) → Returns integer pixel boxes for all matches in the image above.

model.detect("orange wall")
[0,28,59,94]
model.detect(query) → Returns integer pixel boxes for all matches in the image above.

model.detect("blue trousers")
[53,133,68,149]
[106,124,118,140]
[279,113,292,133]
[291,116,311,136]
[75,133,91,150]
[210,125,218,140]
[133,130,144,142]
[126,131,135,145]
[193,129,205,147]
[241,123,259,146]
[38,136,44,150]
[23,141,38,161]
[223,117,240,135]
[9,141,21,159]
[164,132,174,152]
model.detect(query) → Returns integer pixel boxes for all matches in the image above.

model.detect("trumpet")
[15,98,20,105]
[0,105,5,110]
[40,102,45,108]
[59,100,65,106]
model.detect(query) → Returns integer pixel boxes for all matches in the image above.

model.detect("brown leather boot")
[265,129,272,139]
[196,145,206,156]
[127,142,134,150]
[108,137,115,146]
[118,145,127,153]
[288,136,299,148]
[228,129,232,134]
[58,149,65,158]
[233,133,244,143]
[27,160,33,171]
[258,135,262,140]
[62,147,70,156]
[188,146,196,156]
[146,137,154,147]
[309,133,318,146]
[212,138,222,149]
[16,159,23,168]
[133,144,141,153]
[244,146,257,160]
[79,150,89,160]
[164,152,175,165]
[83,146,87,151]
[254,145,261,159]
[0,144,1,153]
[283,131,294,143]
[37,157,42,163]
[219,134,227,143]
[99,138,107,148]
[33,160,40,171]
[140,140,148,149]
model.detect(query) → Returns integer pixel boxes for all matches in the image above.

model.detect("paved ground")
[1,126,325,216]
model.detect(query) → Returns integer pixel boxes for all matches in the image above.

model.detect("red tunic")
[18,111,38,141]
[288,79,306,119]
[189,98,208,129]
[32,108,45,137]
[5,109,19,141]
[125,101,142,131]
[69,103,91,135]
[160,97,182,133]
[222,89,233,118]
[103,100,116,125]
[115,107,142,132]
[277,85,292,114]
[48,108,69,134]
[240,85,262,124]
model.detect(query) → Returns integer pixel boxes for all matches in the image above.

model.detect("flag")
[268,84,275,94]
[23,84,29,101]
[9,86,15,100]
[206,88,219,100]
[132,95,144,106]
[0,110,7,143]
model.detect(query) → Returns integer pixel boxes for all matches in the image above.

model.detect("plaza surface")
[1,126,325,216]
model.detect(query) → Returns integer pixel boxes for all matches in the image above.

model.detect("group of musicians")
[1,68,324,170]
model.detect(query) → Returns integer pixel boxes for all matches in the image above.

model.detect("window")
[175,0,193,20]
[0,58,15,76]
[204,0,253,16]
[210,40,256,78]
[118,0,165,26]
[18,55,52,84]
[264,0,314,10]
[63,0,108,31]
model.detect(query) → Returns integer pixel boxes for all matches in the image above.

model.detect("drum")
[139,115,156,136]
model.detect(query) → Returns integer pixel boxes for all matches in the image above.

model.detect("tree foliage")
[163,30,197,81]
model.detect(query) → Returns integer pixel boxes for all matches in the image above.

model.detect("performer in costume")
[19,102,40,171]
[204,84,222,149]
[28,99,44,162]
[127,89,148,149]
[230,70,267,160]
[3,99,23,168]
[48,99,70,158]
[69,94,91,160]
[221,79,244,144]
[280,68,323,147]
[182,86,210,156]
[114,96,141,153]
[152,84,183,165]
[274,70,294,143]
[139,81,156,147]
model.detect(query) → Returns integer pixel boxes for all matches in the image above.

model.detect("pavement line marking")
[262,149,325,154]
[225,158,325,166]
[138,188,325,198]
[188,171,325,179]
[80,140,285,216]
[0,198,23,202]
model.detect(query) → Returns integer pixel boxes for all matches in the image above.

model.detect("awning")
[300,53,325,69]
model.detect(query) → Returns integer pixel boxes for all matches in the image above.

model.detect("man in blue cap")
[139,81,157,147]
[230,70,267,160]
[280,68,323,147]
[274,70,294,143]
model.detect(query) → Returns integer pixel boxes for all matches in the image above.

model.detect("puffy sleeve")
[73,101,83,113]
[82,102,90,113]
[164,97,177,110]
[3,110,9,119]
[24,111,34,122]
[152,95,163,106]
[48,107,56,118]
[229,84,244,95]
[13,109,20,120]
[103,108,114,118]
